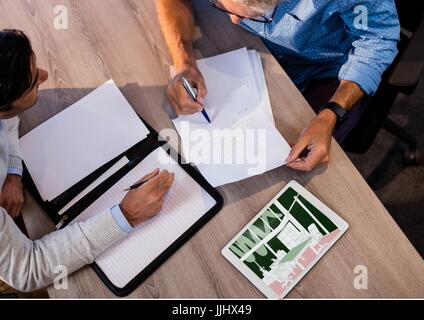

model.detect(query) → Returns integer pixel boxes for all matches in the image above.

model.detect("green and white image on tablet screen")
[228,187,343,297]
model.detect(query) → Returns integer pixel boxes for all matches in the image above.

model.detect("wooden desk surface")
[2,0,423,298]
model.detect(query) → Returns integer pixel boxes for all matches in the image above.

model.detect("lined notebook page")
[72,147,217,289]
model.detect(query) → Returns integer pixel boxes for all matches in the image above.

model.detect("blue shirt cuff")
[110,204,133,234]
[339,60,382,96]
[7,167,23,177]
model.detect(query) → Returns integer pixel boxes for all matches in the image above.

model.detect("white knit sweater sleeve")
[0,207,127,292]
[4,117,23,170]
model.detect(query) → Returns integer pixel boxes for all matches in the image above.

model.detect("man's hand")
[167,64,207,115]
[286,109,337,172]
[119,168,175,227]
[0,175,25,219]
[157,0,201,114]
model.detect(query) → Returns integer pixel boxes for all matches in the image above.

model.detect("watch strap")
[320,101,348,123]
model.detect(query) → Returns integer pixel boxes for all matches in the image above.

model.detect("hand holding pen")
[285,149,311,166]
[180,76,211,123]
[120,169,175,226]
[124,168,173,191]
[166,65,209,117]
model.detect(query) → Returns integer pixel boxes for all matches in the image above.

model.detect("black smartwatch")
[319,101,348,128]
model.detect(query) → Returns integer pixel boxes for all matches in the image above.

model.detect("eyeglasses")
[209,0,277,24]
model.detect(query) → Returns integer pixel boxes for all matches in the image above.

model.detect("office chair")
[342,2,424,165]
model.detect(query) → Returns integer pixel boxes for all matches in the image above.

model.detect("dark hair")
[0,29,34,111]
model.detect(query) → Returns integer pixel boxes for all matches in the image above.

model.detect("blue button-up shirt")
[241,0,400,95]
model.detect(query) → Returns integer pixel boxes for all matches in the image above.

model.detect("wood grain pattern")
[1,0,423,298]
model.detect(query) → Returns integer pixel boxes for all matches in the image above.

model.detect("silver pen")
[181,76,211,123]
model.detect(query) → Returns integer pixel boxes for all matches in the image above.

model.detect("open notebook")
[20,80,223,296]
[72,147,217,290]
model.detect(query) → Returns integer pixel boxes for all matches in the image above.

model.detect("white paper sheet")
[58,157,130,216]
[20,80,150,201]
[170,48,274,123]
[248,50,274,124]
[196,47,260,103]
[173,85,291,187]
[72,147,217,289]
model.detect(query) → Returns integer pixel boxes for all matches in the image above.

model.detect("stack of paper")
[171,48,274,124]
[195,48,274,123]
[172,48,290,187]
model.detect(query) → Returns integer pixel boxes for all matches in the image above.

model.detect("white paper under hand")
[72,147,216,289]
[173,85,291,187]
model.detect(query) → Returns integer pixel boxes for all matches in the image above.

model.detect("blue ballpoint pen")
[181,76,211,123]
